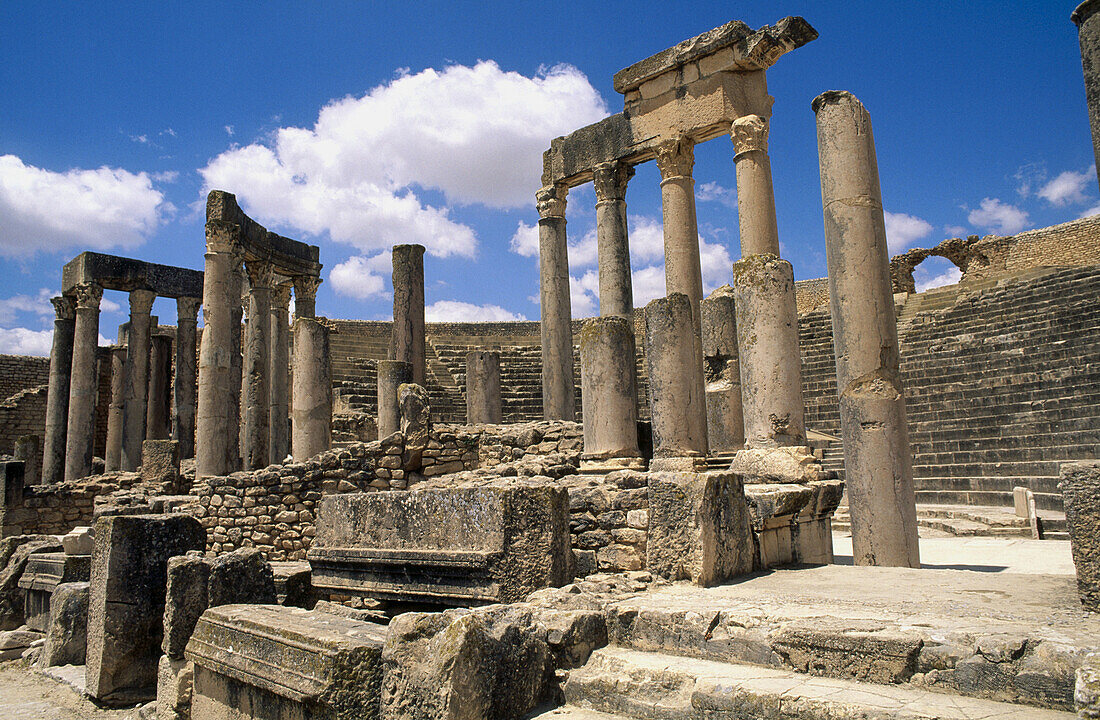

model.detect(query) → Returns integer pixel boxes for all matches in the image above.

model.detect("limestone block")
[13,435,40,486]
[398,383,431,471]
[157,655,193,720]
[163,555,211,660]
[646,471,754,586]
[1061,460,1100,611]
[730,445,829,484]
[0,460,26,536]
[0,535,61,630]
[142,439,181,488]
[0,627,43,660]
[270,560,316,609]
[40,581,88,667]
[17,551,91,631]
[1078,651,1100,719]
[62,526,94,556]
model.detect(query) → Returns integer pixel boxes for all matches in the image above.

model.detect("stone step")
[529,708,628,720]
[562,647,1074,720]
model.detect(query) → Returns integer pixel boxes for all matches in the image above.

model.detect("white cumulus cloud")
[426,300,528,322]
[1037,168,1093,206]
[883,211,933,253]
[0,288,55,327]
[329,254,389,300]
[695,181,737,208]
[967,198,1029,235]
[0,327,53,356]
[916,266,962,292]
[0,155,172,258]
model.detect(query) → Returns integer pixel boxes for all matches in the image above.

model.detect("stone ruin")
[0,10,1096,720]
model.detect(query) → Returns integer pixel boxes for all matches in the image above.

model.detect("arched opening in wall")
[911,255,963,293]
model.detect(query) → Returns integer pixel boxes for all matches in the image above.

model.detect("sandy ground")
[0,662,139,720]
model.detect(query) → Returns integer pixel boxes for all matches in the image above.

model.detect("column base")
[579,456,646,474]
[649,455,708,472]
[730,446,832,484]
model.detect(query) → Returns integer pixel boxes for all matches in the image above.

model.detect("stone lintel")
[61,252,203,299]
[17,552,90,592]
[206,190,321,277]
[612,16,817,94]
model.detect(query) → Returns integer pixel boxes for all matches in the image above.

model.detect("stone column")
[391,244,426,386]
[120,289,155,471]
[146,334,172,440]
[243,260,274,470]
[174,297,200,459]
[292,275,320,320]
[579,316,641,469]
[42,296,75,484]
[377,360,412,439]
[593,161,635,319]
[465,351,502,425]
[645,293,707,469]
[656,138,703,321]
[269,283,291,465]
[196,221,243,479]
[292,317,331,461]
[104,347,127,471]
[701,287,745,452]
[537,184,575,421]
[1075,0,1100,191]
[814,90,919,568]
[63,283,103,482]
[731,115,781,256]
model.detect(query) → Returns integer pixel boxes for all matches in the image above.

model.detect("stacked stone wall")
[794,277,830,315]
[0,386,47,456]
[0,354,49,403]
[0,474,135,536]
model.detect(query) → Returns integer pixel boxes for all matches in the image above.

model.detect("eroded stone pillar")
[196,221,243,479]
[645,293,707,469]
[292,317,331,461]
[537,184,575,421]
[732,115,781,257]
[243,260,274,470]
[579,316,641,469]
[121,289,155,471]
[63,283,102,482]
[146,334,172,440]
[465,351,502,425]
[701,287,745,452]
[377,360,412,439]
[104,347,126,471]
[656,138,703,321]
[391,244,426,386]
[292,275,320,320]
[593,162,635,319]
[269,283,291,464]
[1075,0,1100,191]
[42,296,75,484]
[174,297,200,459]
[814,90,919,568]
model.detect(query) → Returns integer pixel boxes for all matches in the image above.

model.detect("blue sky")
[0,1,1095,355]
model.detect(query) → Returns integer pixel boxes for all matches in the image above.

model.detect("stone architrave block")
[646,471,754,586]
[0,535,61,630]
[85,513,206,705]
[1061,460,1100,611]
[141,439,181,487]
[308,484,572,605]
[17,551,91,632]
[186,604,386,720]
[40,581,89,667]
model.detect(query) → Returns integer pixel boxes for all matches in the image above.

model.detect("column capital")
[245,259,276,290]
[72,283,103,311]
[205,219,243,256]
[655,137,695,180]
[293,275,322,302]
[176,296,201,323]
[536,184,568,219]
[731,114,769,159]
[129,288,156,315]
[51,295,75,321]
[593,162,635,204]
[271,283,292,311]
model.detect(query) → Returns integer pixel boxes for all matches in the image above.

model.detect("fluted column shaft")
[42,296,75,484]
[121,289,155,470]
[732,115,781,257]
[537,184,575,421]
[269,284,291,464]
[593,162,635,319]
[104,347,126,471]
[64,283,102,481]
[174,297,200,459]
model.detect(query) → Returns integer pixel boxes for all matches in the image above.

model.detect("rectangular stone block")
[17,552,90,632]
[186,604,385,720]
[308,484,572,605]
[646,471,754,586]
[13,435,40,486]
[86,513,206,705]
[1061,460,1100,611]
[141,439,180,487]
[0,461,25,537]
[41,581,88,668]
[157,655,193,720]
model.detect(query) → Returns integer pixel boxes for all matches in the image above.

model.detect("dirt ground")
[0,661,141,720]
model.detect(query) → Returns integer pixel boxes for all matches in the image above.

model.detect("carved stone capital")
[536,184,568,219]
[72,283,103,311]
[293,275,322,302]
[593,162,635,203]
[129,288,156,316]
[176,296,201,323]
[731,115,769,158]
[271,283,293,311]
[245,259,276,290]
[655,137,695,180]
[51,296,75,321]
[205,219,243,256]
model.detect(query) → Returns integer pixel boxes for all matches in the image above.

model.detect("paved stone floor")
[832,531,1076,574]
[0,662,136,720]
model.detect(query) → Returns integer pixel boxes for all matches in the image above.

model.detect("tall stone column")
[814,90,920,568]
[731,115,781,257]
[391,244,426,386]
[593,161,635,319]
[196,221,244,479]
[537,184,575,421]
[292,317,331,461]
[292,275,320,320]
[701,287,745,452]
[1075,0,1100,191]
[465,351,502,425]
[377,360,412,439]
[121,289,155,471]
[579,316,641,469]
[104,347,127,471]
[269,283,291,465]
[174,297,200,459]
[645,293,707,469]
[656,138,703,321]
[243,260,274,470]
[42,296,75,484]
[233,266,246,468]
[146,334,172,440]
[63,283,102,482]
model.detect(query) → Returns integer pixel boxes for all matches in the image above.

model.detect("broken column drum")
[645,293,708,466]
[243,260,274,470]
[146,334,172,441]
[121,289,155,471]
[391,244,426,386]
[104,347,127,471]
[63,283,103,482]
[174,297,200,459]
[537,184,575,421]
[377,360,413,439]
[814,90,919,568]
[579,315,641,467]
[269,283,291,464]
[292,316,331,461]
[42,296,75,484]
[465,351,503,425]
[593,161,635,319]
[701,288,745,452]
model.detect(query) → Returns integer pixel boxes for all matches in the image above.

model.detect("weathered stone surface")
[377,360,412,440]
[186,603,385,720]
[646,471,754,586]
[62,251,204,299]
[271,561,317,609]
[142,439,181,488]
[579,317,641,465]
[0,535,61,630]
[18,551,91,632]
[1062,460,1100,611]
[13,435,40,486]
[291,316,333,461]
[392,244,427,386]
[42,296,75,485]
[537,184,576,422]
[398,383,431,471]
[0,627,43,660]
[86,514,206,704]
[0,461,25,536]
[157,655,193,720]
[62,526,94,556]
[465,351,503,425]
[1075,0,1100,192]
[1078,651,1100,718]
[40,581,88,667]
[644,294,707,463]
[729,445,828,484]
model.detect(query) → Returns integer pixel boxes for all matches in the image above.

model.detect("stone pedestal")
[1075,0,1100,191]
[146,334,172,440]
[579,316,642,469]
[291,317,331,461]
[141,439,180,489]
[42,296,75,485]
[104,347,126,471]
[701,287,745,452]
[377,360,412,440]
[731,115,781,256]
[465,351,502,425]
[537,184,575,421]
[174,297,200,459]
[815,90,919,568]
[1061,460,1100,611]
[391,244,426,386]
[122,289,155,471]
[243,261,274,470]
[644,293,707,469]
[64,283,103,482]
[593,161,635,319]
[269,284,291,465]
